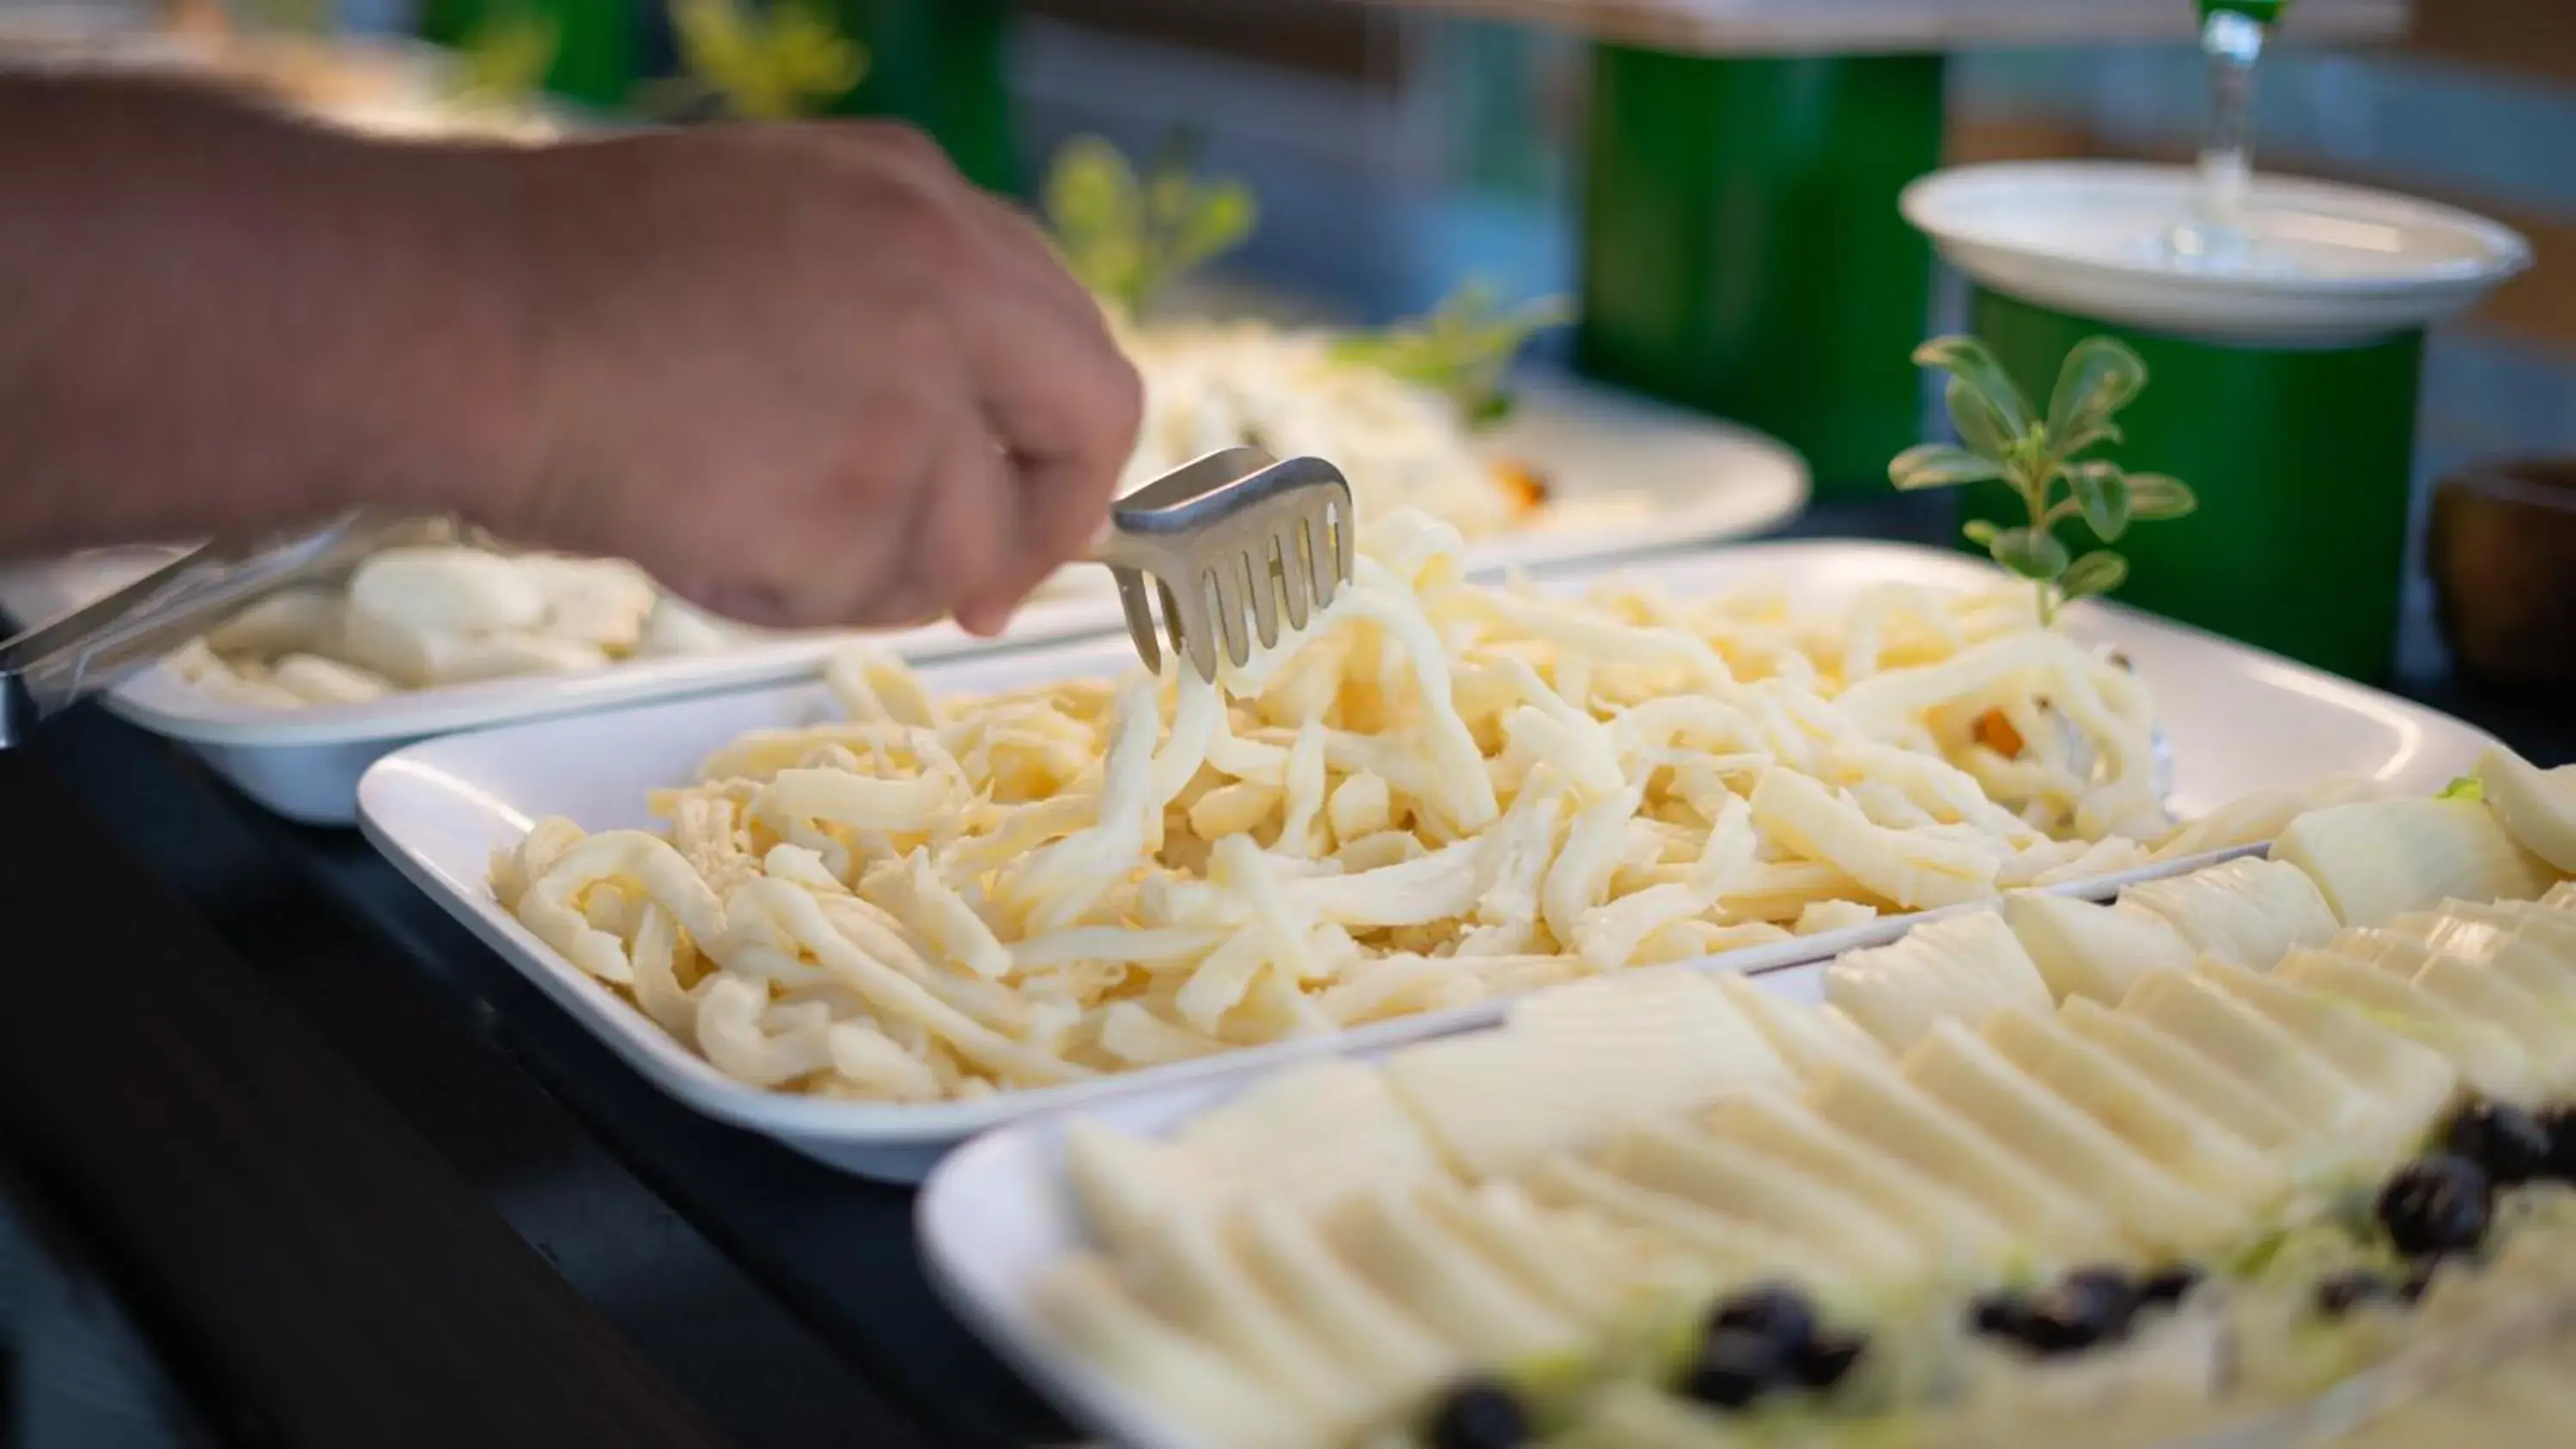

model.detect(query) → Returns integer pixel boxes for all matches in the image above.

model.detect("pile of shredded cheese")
[489,509,2189,1105]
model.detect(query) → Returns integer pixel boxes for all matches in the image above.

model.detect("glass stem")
[2196,9,2267,232]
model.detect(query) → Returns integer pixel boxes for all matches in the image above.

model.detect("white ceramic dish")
[1903,161,2531,347]
[1417,368,1810,576]
[354,540,2498,1184]
[963,369,1812,612]
[0,546,1120,826]
[915,964,1830,1449]
[0,374,1804,826]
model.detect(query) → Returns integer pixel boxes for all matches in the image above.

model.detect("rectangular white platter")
[353,538,2500,1185]
[0,543,1122,826]
[0,370,1807,827]
[916,962,1832,1449]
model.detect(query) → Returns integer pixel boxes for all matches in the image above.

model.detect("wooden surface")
[2415,0,2576,85]
[0,751,736,1449]
[1338,0,2410,54]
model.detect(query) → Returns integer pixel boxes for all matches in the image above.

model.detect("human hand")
[483,122,1141,636]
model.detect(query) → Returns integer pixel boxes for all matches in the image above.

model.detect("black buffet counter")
[0,494,2564,1449]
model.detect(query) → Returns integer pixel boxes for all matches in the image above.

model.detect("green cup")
[1574,45,1945,495]
[1961,287,2426,682]
[822,0,1018,197]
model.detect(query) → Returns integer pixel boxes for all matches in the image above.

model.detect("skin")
[0,76,1143,636]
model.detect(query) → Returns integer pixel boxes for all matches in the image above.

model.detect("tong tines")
[1095,446,1356,683]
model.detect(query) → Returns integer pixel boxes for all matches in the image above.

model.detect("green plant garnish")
[243,0,332,35]
[668,0,866,121]
[2438,776,2487,803]
[448,0,560,109]
[1893,335,2199,626]
[1330,282,1573,426]
[1042,135,1255,318]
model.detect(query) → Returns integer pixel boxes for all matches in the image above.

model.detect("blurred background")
[6,0,2567,676]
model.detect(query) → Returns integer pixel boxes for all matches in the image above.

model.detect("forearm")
[0,76,543,556]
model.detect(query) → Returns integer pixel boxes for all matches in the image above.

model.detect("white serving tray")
[354,540,2500,1185]
[0,373,1805,826]
[915,964,1831,1449]
[0,543,1121,826]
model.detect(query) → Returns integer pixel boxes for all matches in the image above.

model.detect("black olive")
[2013,1301,2108,1356]
[2138,1264,2202,1308]
[1792,1333,1868,1391]
[2314,1270,2395,1318]
[2539,1106,2576,1183]
[2050,1276,2133,1328]
[2377,1155,2495,1258]
[2014,1269,2139,1355]
[1708,1283,1820,1353]
[2443,1102,2554,1185]
[1681,1329,1786,1411]
[1969,1292,2029,1340]
[1425,1379,1534,1449]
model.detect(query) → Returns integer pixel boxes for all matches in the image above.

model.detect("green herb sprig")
[1042,135,1255,319]
[667,0,866,121]
[1330,282,1573,427]
[1892,334,2200,625]
[448,0,560,110]
[242,0,333,36]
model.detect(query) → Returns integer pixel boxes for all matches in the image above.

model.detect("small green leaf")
[1041,135,1255,315]
[1043,138,1147,308]
[1944,376,2019,462]
[669,0,867,120]
[1890,444,2004,491]
[2125,473,2200,522]
[1174,183,1256,269]
[1989,527,2071,582]
[1914,336,2035,438]
[2437,775,2486,803]
[1332,282,1572,424]
[1962,519,2002,547]
[2059,550,2129,600]
[450,0,561,107]
[2065,461,2134,543]
[2046,336,2148,457]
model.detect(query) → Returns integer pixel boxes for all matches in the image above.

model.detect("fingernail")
[963,600,1015,638]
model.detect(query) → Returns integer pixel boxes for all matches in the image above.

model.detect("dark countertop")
[3,493,2567,1449]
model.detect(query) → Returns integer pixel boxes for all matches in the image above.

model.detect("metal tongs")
[0,513,456,747]
[0,447,1352,745]
[1095,446,1356,682]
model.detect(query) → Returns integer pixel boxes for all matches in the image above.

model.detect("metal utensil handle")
[0,511,380,745]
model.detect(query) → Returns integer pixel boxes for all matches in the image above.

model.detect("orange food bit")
[1492,459,1550,516]
[1974,707,2026,759]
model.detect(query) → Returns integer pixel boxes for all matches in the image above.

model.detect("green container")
[824,0,1018,197]
[1964,286,2426,682]
[418,0,636,109]
[1576,46,1946,494]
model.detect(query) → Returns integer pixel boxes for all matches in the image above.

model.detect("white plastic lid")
[1903,161,2532,348]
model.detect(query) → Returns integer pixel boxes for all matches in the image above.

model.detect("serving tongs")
[0,512,460,746]
[0,447,1352,745]
[1096,446,1356,682]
